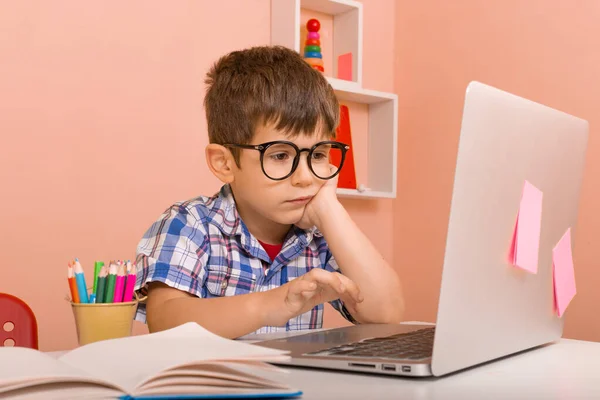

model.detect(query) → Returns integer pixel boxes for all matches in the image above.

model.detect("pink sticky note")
[552,228,576,317]
[508,180,543,273]
[337,53,353,81]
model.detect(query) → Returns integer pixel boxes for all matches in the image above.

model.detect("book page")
[0,347,123,396]
[139,361,289,393]
[1,381,122,400]
[143,377,270,390]
[58,323,290,393]
[136,386,302,398]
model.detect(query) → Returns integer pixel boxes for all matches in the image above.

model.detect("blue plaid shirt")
[134,184,355,333]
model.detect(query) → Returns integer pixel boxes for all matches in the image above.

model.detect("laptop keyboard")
[306,327,435,361]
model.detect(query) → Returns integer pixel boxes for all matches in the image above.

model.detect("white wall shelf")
[271,0,398,199]
[271,0,362,86]
[337,188,396,199]
[300,0,362,15]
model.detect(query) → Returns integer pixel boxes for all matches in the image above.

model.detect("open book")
[0,323,302,399]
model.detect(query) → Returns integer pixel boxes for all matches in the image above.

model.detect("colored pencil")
[67,264,80,303]
[104,262,118,303]
[123,263,137,302]
[73,258,89,303]
[113,263,126,303]
[96,266,108,303]
[92,261,104,298]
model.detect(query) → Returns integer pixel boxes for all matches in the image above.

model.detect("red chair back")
[0,293,38,349]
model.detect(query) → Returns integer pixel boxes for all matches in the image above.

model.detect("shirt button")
[221,281,227,289]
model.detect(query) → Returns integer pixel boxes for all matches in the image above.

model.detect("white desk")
[269,338,600,400]
[50,333,600,399]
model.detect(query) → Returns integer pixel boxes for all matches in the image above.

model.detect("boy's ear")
[205,144,236,183]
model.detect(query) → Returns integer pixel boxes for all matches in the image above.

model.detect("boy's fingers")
[289,279,317,296]
[301,290,316,301]
[337,273,363,303]
[303,269,344,293]
[303,269,363,306]
[307,268,360,301]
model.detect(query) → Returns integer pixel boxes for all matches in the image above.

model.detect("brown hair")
[204,45,339,163]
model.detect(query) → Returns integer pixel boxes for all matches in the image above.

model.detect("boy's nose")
[290,156,313,187]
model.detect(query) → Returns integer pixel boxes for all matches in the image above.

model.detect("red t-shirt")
[258,240,283,261]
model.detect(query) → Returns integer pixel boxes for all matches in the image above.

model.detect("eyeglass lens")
[262,142,343,180]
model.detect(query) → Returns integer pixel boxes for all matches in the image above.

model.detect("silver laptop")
[257,81,589,377]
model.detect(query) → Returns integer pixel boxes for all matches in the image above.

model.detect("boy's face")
[230,123,331,228]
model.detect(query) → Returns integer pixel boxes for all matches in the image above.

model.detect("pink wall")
[5,0,595,351]
[394,0,600,341]
[0,0,395,351]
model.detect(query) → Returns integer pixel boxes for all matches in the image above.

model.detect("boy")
[134,46,404,339]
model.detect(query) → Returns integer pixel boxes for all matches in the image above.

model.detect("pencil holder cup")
[69,293,145,346]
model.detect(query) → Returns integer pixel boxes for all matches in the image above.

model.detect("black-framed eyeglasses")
[224,140,350,181]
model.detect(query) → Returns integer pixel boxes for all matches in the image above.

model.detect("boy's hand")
[265,268,364,327]
[295,165,340,230]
